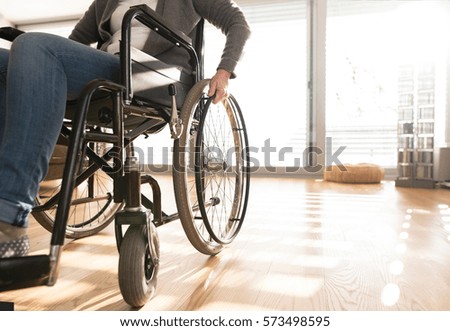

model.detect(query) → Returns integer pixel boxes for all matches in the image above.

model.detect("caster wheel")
[118,222,160,307]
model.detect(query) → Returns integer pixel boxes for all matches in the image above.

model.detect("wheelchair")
[0,4,250,307]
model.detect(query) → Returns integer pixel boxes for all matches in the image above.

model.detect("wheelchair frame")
[0,5,250,307]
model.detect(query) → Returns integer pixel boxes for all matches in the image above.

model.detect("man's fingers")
[213,88,228,104]
[208,80,217,97]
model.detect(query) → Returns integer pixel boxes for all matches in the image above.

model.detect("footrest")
[0,255,51,291]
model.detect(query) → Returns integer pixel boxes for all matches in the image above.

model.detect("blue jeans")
[0,33,121,227]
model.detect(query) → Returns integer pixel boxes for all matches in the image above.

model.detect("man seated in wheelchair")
[0,0,250,257]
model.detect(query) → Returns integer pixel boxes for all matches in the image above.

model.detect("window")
[142,0,309,172]
[325,0,450,167]
[215,0,308,172]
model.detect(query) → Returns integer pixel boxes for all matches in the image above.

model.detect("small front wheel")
[118,222,160,307]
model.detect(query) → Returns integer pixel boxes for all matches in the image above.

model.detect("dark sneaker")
[0,222,29,258]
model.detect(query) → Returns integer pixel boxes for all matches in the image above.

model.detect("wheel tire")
[173,79,250,255]
[118,222,160,307]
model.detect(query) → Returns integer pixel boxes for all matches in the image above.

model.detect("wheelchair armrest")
[0,26,25,42]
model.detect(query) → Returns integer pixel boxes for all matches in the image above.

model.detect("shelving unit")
[395,64,436,188]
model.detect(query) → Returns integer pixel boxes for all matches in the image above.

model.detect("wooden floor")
[2,176,450,311]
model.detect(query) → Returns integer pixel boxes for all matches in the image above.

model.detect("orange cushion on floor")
[323,163,384,184]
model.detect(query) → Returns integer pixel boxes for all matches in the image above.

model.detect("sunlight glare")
[389,260,404,276]
[257,274,324,298]
[396,243,407,254]
[381,283,400,307]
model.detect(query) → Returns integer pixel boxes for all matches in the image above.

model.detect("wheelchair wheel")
[32,140,122,239]
[173,79,250,255]
[118,222,160,307]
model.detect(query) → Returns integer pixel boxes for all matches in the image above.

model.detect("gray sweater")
[69,0,251,76]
